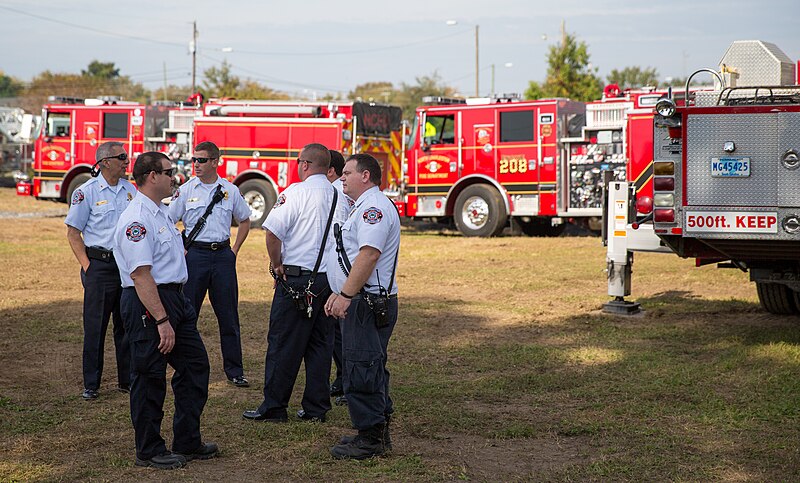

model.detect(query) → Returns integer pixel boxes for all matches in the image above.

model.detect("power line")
[0,4,187,49]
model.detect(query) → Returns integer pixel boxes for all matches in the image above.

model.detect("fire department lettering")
[126,222,147,242]
[72,189,84,205]
[685,211,778,234]
[363,207,383,224]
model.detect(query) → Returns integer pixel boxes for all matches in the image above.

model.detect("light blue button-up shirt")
[168,176,251,243]
[64,175,137,250]
[114,193,188,288]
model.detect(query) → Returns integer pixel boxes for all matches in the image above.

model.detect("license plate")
[711,157,750,177]
[685,211,778,233]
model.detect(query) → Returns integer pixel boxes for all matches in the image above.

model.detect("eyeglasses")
[296,158,312,165]
[102,153,128,162]
[191,157,215,164]
[152,168,176,177]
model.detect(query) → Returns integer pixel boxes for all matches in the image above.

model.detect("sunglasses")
[152,168,176,177]
[191,157,215,164]
[102,153,128,162]
[296,158,313,165]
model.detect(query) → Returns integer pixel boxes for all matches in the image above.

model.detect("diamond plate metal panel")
[686,113,777,206]
[777,112,800,206]
[720,40,796,86]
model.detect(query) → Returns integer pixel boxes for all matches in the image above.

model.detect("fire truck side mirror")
[421,142,431,152]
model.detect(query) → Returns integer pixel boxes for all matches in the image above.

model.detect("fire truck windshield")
[46,113,70,137]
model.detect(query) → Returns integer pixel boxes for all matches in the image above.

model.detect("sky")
[2,0,799,100]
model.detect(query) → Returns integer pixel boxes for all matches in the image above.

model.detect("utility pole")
[163,62,167,101]
[475,25,480,97]
[560,19,566,48]
[191,21,197,93]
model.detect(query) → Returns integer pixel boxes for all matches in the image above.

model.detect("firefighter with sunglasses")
[65,141,136,400]
[168,141,252,388]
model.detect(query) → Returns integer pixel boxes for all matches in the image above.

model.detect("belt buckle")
[210,242,219,250]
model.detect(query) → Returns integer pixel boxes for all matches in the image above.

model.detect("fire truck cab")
[402,96,586,237]
[22,96,196,202]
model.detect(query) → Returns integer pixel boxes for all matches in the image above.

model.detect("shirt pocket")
[91,202,117,230]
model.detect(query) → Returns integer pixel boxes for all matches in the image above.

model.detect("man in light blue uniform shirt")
[115,152,217,470]
[324,153,401,460]
[169,141,252,387]
[65,141,135,400]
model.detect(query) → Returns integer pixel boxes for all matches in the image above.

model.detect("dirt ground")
[1,187,799,482]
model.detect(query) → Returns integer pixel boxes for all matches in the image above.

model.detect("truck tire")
[239,179,276,228]
[453,184,507,237]
[756,282,798,315]
[65,173,91,204]
[516,218,567,237]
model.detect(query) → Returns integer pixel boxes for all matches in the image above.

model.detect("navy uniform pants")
[257,273,335,418]
[341,295,398,430]
[121,286,210,460]
[80,257,130,390]
[185,245,244,379]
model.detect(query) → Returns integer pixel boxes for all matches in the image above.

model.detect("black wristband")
[339,291,354,300]
[155,315,170,325]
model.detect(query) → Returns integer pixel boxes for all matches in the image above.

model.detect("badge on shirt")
[71,189,84,205]
[127,192,133,201]
[223,190,229,200]
[363,207,383,224]
[126,222,147,242]
[274,193,286,208]
[95,199,108,206]
[171,189,180,201]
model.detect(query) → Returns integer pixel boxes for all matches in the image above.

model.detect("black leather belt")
[86,246,114,262]
[157,283,184,292]
[284,265,313,276]
[191,239,230,251]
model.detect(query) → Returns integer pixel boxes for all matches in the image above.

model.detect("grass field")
[1,187,799,481]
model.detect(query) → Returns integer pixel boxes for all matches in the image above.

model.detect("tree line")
[0,33,694,119]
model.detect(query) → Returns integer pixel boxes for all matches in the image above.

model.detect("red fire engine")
[18,96,404,228]
[397,91,664,237]
[18,96,196,202]
[604,40,800,315]
[194,99,403,226]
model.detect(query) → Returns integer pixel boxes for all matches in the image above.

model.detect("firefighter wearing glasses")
[65,141,136,400]
[169,141,252,387]
[243,143,349,423]
[115,152,217,470]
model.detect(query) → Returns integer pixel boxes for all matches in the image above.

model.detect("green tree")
[349,81,396,104]
[524,33,602,102]
[20,69,149,112]
[606,66,659,89]
[81,60,120,79]
[237,80,288,100]
[0,72,23,98]
[201,60,240,98]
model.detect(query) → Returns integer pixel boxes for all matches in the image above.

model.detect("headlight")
[655,98,676,117]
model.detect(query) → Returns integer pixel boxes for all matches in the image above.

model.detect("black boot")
[339,415,392,451]
[330,423,386,460]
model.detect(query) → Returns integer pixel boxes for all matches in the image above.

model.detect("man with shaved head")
[243,143,348,423]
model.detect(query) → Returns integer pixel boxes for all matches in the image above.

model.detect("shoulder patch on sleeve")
[71,189,84,205]
[274,193,286,208]
[171,188,180,201]
[362,207,383,224]
[125,222,147,242]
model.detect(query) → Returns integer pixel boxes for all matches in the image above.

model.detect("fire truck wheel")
[516,218,567,237]
[453,184,507,237]
[756,282,798,315]
[65,173,91,204]
[239,179,276,228]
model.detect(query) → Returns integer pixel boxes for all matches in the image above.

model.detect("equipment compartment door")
[777,112,800,206]
[686,113,777,207]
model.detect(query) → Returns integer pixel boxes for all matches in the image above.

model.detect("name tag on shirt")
[95,200,108,206]
[188,197,200,203]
